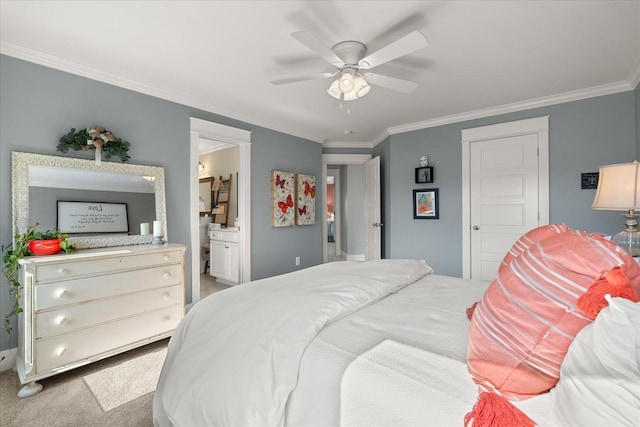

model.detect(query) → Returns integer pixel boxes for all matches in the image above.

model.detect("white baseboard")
[0,348,16,372]
[345,253,365,262]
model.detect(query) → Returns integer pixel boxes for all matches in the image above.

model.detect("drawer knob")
[56,347,67,356]
[57,289,68,298]
[164,272,172,279]
[57,268,67,275]
[164,255,170,261]
[163,293,170,301]
[56,316,68,326]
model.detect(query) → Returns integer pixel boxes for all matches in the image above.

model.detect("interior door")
[470,135,540,280]
[365,156,381,260]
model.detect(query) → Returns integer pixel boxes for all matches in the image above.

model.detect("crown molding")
[2,41,636,150]
[321,140,374,149]
[0,41,325,144]
[386,80,634,140]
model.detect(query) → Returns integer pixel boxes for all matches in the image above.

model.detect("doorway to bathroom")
[189,117,251,308]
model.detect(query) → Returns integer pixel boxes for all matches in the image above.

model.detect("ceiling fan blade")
[358,31,428,70]
[363,72,419,94]
[271,72,336,85]
[292,32,345,68]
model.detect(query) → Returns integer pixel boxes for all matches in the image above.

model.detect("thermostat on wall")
[581,172,599,189]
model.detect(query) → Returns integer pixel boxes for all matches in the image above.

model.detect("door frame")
[189,117,251,307]
[321,154,372,263]
[461,116,549,278]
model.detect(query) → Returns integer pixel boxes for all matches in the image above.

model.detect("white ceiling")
[1,1,639,146]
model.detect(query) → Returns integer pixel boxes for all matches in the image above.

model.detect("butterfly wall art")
[296,173,316,225]
[271,170,295,227]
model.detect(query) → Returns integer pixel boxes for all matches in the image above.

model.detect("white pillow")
[551,295,640,427]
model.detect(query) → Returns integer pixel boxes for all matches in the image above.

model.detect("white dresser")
[210,228,239,285]
[15,243,186,397]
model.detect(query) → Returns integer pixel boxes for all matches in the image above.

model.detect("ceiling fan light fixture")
[338,73,354,92]
[327,79,342,99]
[328,73,371,101]
[354,75,371,98]
[341,89,359,101]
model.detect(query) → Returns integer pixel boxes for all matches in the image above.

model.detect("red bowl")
[28,239,63,256]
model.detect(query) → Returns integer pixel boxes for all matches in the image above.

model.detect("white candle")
[140,222,150,236]
[153,220,162,237]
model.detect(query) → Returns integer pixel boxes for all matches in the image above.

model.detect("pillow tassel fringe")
[577,266,639,319]
[464,392,534,427]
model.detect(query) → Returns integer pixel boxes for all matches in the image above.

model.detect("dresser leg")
[18,381,43,398]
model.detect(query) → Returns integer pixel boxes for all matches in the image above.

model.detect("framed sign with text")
[57,201,129,234]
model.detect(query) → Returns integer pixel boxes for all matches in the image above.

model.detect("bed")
[153,226,640,427]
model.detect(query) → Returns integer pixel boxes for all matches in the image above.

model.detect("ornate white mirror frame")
[12,151,167,249]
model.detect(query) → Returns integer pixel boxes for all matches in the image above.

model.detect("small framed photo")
[413,188,439,219]
[415,166,433,183]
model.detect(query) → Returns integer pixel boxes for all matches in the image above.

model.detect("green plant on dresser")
[1,224,75,335]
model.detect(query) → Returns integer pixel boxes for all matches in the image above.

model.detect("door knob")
[473,225,480,230]
[372,222,384,227]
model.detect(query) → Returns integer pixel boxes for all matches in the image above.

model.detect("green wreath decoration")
[57,126,131,162]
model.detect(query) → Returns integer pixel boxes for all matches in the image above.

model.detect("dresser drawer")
[35,305,182,374]
[34,250,183,283]
[35,264,183,310]
[36,284,183,339]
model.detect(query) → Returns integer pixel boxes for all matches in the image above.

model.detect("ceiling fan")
[271,30,429,101]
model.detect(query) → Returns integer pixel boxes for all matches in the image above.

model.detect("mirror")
[199,177,214,215]
[12,152,167,249]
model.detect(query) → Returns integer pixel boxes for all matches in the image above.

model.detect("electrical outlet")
[295,256,300,266]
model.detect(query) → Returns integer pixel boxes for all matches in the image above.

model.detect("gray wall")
[0,55,322,351]
[379,90,638,277]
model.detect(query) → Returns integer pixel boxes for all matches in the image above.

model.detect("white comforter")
[153,259,432,427]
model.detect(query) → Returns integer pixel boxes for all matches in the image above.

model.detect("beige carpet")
[83,347,167,412]
[0,339,167,427]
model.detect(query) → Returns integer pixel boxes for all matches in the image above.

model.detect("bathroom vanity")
[210,228,239,285]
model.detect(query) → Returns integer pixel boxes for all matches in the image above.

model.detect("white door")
[462,116,549,280]
[210,240,226,279]
[470,135,541,280]
[365,156,382,260]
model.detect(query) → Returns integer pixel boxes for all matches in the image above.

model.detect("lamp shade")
[354,75,371,98]
[338,71,354,92]
[327,79,342,99]
[592,161,640,211]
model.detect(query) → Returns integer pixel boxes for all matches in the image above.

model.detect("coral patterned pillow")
[498,223,570,275]
[467,229,640,399]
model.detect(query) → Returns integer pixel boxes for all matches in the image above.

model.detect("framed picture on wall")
[295,173,316,225]
[413,188,439,219]
[415,166,433,183]
[271,170,295,227]
[57,201,129,233]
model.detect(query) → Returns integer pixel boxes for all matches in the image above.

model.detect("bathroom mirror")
[199,177,214,215]
[12,152,167,249]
